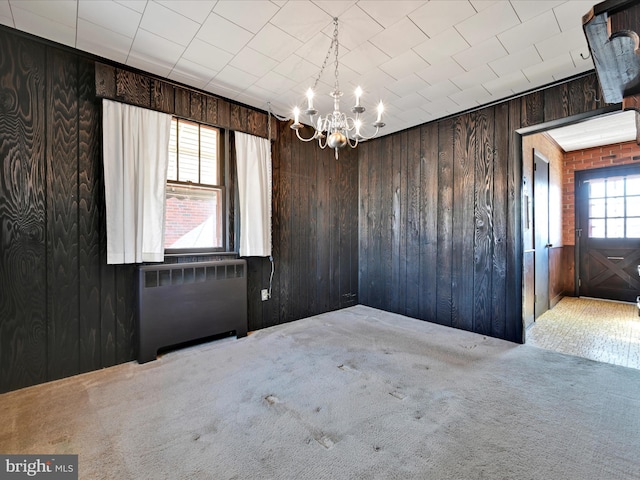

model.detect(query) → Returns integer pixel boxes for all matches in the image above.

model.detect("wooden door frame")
[515,105,621,341]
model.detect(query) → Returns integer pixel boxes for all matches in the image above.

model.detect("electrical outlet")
[261,289,269,301]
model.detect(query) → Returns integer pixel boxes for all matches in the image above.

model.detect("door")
[534,152,550,319]
[577,165,640,302]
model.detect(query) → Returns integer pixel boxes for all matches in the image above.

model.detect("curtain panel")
[235,132,272,257]
[102,99,172,264]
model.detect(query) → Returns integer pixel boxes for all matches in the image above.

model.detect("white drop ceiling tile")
[213,0,279,33]
[247,23,302,62]
[418,80,461,102]
[413,28,469,66]
[214,65,259,91]
[409,1,476,38]
[157,0,216,23]
[139,2,200,47]
[273,54,319,83]
[551,56,582,81]
[498,10,560,55]
[0,1,12,17]
[416,58,466,85]
[295,31,334,67]
[312,0,356,18]
[126,53,172,77]
[254,70,299,96]
[370,17,428,58]
[469,0,500,12]
[76,18,131,63]
[510,0,564,22]
[130,29,185,68]
[340,41,390,76]
[204,82,242,101]
[449,86,486,108]
[395,106,430,124]
[353,69,399,96]
[0,14,13,28]
[451,64,497,90]
[171,57,219,84]
[522,53,573,85]
[386,73,429,97]
[167,70,210,90]
[553,1,595,31]
[356,1,423,28]
[270,1,332,43]
[114,0,147,14]
[11,6,76,46]
[230,47,278,78]
[379,50,429,81]
[11,0,76,27]
[535,26,587,62]
[391,92,427,110]
[482,70,530,96]
[570,47,594,72]
[78,0,140,38]
[321,4,383,51]
[197,13,253,55]
[453,36,507,72]
[489,45,541,77]
[423,96,462,116]
[456,1,519,45]
[182,38,233,72]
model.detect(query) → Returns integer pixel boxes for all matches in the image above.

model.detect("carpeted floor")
[527,297,640,369]
[1,305,640,479]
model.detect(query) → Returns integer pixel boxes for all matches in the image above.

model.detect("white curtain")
[102,99,172,264]
[235,132,272,257]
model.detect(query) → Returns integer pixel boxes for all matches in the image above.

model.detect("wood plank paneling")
[47,48,80,381]
[0,33,48,391]
[405,129,421,318]
[420,124,439,322]
[436,119,454,327]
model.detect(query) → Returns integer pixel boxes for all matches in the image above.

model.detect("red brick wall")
[562,140,640,245]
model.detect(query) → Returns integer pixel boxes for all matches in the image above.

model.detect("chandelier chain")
[311,17,339,92]
[333,18,340,93]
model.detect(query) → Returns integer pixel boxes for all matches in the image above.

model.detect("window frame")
[164,117,229,255]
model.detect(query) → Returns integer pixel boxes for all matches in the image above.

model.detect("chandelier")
[291,17,385,159]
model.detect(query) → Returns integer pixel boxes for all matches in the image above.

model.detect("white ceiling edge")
[546,110,638,152]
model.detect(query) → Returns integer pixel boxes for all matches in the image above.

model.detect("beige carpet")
[1,305,640,479]
[527,297,640,369]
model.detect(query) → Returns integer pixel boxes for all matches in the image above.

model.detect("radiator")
[137,259,247,363]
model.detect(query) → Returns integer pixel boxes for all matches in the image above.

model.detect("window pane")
[589,218,605,238]
[607,218,624,238]
[165,185,223,249]
[200,126,218,185]
[607,176,624,197]
[589,198,605,218]
[167,119,177,181]
[177,120,199,183]
[627,175,640,195]
[607,197,624,217]
[589,179,605,198]
[627,195,640,213]
[627,218,640,238]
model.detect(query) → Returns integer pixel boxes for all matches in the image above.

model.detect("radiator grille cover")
[137,259,247,363]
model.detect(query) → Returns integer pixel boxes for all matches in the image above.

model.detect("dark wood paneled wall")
[0,27,355,393]
[358,74,606,342]
[246,125,359,331]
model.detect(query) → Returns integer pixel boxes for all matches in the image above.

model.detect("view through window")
[165,118,224,251]
[587,173,640,238]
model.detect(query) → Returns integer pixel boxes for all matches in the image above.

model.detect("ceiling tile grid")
[1,0,600,136]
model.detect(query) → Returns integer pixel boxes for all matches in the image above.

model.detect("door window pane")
[607,197,624,217]
[627,218,640,237]
[589,198,605,217]
[589,179,605,198]
[626,175,640,195]
[607,218,624,238]
[607,176,625,197]
[587,173,640,238]
[589,218,605,238]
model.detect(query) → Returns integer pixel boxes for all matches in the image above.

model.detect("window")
[164,118,225,252]
[587,173,640,238]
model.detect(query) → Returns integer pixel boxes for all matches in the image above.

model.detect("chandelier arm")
[354,126,381,141]
[346,136,359,149]
[317,134,328,149]
[294,128,320,142]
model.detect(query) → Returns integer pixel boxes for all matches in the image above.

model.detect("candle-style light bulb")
[306,88,314,110]
[354,86,362,107]
[376,101,384,123]
[293,106,300,124]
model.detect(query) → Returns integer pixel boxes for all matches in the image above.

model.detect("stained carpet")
[1,305,639,479]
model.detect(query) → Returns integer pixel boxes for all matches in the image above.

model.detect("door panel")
[577,165,640,302]
[534,152,550,318]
